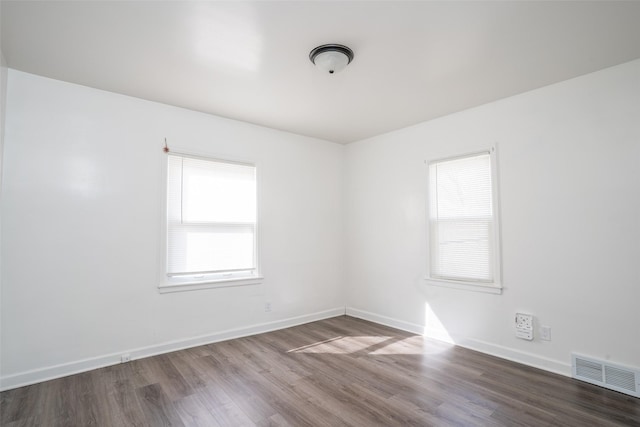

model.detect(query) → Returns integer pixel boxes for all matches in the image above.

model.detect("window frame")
[159,150,263,293]
[425,147,502,294]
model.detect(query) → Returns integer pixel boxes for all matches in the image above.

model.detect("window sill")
[159,276,264,294]
[424,276,502,294]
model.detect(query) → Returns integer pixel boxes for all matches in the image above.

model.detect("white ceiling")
[2,1,640,144]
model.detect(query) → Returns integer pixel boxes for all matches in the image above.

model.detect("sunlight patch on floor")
[288,335,453,355]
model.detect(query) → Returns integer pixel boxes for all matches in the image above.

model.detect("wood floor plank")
[3,416,39,427]
[135,383,184,426]
[143,354,193,402]
[2,315,639,426]
[255,413,294,427]
[187,386,254,426]
[104,378,147,427]
[207,402,256,427]
[173,394,223,427]
[1,385,26,424]
[196,355,279,423]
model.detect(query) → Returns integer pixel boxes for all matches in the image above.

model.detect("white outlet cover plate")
[541,326,551,341]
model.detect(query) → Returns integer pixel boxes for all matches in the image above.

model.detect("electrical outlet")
[540,326,551,341]
[121,354,131,363]
[264,302,272,312]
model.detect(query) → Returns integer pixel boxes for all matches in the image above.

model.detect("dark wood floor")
[2,316,639,426]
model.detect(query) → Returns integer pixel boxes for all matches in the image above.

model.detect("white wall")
[346,59,640,374]
[0,70,345,388]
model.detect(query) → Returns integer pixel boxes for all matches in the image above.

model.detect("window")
[427,149,501,293]
[161,153,260,291]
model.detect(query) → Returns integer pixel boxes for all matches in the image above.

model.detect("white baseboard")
[0,307,346,391]
[454,337,571,377]
[345,306,571,377]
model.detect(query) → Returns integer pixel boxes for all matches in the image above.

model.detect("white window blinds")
[167,154,257,277]
[428,152,497,284]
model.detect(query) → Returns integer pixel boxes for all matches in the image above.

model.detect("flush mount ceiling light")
[309,44,354,74]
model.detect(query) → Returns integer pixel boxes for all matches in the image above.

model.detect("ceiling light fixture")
[309,44,354,74]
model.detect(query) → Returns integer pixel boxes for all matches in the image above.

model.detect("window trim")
[158,150,262,293]
[425,147,502,294]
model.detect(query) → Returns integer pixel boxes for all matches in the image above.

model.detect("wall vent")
[572,354,640,398]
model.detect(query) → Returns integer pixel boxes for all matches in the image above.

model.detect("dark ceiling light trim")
[309,44,354,74]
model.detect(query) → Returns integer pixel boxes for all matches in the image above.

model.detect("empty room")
[1,1,639,426]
